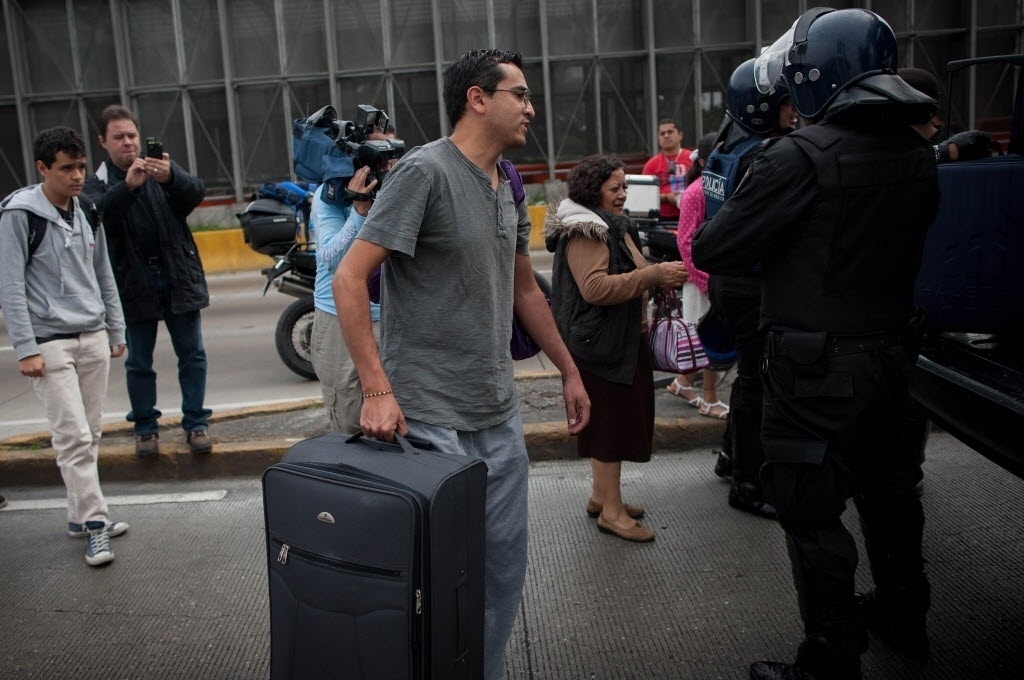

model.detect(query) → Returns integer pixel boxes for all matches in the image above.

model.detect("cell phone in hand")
[146,138,164,160]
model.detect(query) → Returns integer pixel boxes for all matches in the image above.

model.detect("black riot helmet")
[726,58,791,135]
[755,7,898,121]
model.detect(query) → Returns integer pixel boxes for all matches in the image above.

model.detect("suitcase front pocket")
[268,538,416,680]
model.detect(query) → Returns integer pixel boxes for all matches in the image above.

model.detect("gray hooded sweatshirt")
[0,184,125,360]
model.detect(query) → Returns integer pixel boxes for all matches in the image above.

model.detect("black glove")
[936,130,992,163]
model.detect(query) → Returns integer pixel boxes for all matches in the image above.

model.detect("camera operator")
[310,117,399,433]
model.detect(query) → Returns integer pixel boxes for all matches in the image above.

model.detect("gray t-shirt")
[356,138,531,430]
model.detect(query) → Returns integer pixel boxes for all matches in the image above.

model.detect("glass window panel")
[701,0,748,44]
[289,81,334,123]
[598,58,648,154]
[282,0,327,75]
[124,1,179,85]
[31,100,82,134]
[598,1,645,52]
[337,75,392,123]
[135,93,187,166]
[653,0,694,48]
[237,85,287,186]
[385,72,442,150]
[439,0,488,62]
[654,52,697,145]
[495,0,542,58]
[334,2,385,71]
[761,0,801,43]
[388,0,434,66]
[978,2,1020,26]
[189,90,233,192]
[548,0,596,55]
[549,60,598,162]
[0,106,27,197]
[915,3,968,31]
[182,0,224,81]
[21,5,75,93]
[75,0,119,90]
[0,10,13,95]
[229,0,281,78]
[872,1,910,33]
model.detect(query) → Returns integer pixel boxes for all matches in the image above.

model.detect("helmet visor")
[755,25,795,94]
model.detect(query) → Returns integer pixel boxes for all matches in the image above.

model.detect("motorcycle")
[261,243,317,380]
[238,189,318,380]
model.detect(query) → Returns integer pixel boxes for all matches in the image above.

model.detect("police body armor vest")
[702,134,764,218]
[762,122,938,333]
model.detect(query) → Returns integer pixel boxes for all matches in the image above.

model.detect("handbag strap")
[651,286,682,321]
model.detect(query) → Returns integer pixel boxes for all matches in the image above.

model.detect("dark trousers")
[125,269,211,435]
[708,274,765,488]
[760,342,929,656]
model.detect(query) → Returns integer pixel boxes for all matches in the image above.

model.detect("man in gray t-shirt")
[334,49,590,680]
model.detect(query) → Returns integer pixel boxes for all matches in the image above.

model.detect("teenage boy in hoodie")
[0,126,128,567]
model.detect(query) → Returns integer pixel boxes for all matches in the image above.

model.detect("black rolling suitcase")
[262,431,487,680]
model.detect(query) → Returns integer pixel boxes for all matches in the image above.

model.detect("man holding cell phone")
[84,104,212,458]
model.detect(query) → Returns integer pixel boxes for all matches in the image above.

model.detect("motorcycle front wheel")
[275,296,317,380]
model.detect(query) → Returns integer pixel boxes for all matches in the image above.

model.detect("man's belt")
[35,332,81,344]
[768,329,904,358]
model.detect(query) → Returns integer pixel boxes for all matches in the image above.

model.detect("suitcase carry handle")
[344,430,434,453]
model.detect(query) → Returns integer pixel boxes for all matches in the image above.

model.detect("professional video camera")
[332,105,405,194]
[293,104,406,201]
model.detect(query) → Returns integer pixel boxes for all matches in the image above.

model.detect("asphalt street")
[1,431,1022,679]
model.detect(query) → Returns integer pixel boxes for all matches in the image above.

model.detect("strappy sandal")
[699,400,730,420]
[666,378,703,408]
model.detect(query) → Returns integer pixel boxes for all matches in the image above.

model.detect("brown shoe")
[586,499,645,519]
[596,514,655,542]
[135,433,159,458]
[187,429,213,455]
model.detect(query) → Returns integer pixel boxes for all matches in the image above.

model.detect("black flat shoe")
[729,481,777,519]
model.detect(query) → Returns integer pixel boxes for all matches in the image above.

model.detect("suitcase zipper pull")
[277,543,290,564]
[415,589,422,614]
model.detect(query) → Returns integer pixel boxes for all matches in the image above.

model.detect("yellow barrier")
[528,205,547,250]
[193,228,274,274]
[197,212,551,276]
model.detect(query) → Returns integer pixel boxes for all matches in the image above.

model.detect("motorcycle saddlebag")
[238,198,298,255]
[262,431,487,680]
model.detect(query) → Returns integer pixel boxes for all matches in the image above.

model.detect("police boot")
[729,480,777,519]
[750,637,862,680]
[858,588,930,660]
[713,448,732,478]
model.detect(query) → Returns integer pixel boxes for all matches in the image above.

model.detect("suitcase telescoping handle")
[344,430,435,454]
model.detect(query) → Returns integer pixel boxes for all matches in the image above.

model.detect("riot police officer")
[701,57,797,518]
[693,8,940,680]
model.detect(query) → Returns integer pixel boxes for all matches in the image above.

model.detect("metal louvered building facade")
[1,0,1021,200]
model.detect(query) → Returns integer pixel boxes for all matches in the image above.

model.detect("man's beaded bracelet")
[363,389,393,399]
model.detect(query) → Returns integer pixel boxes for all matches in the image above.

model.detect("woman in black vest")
[545,155,688,542]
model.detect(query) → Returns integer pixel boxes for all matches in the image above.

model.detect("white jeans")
[32,330,111,526]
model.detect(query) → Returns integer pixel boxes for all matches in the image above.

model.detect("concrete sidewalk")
[0,369,729,486]
[0,431,1021,679]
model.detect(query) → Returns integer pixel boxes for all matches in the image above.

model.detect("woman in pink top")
[666,133,729,419]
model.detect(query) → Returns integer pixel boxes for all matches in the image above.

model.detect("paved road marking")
[0,489,228,512]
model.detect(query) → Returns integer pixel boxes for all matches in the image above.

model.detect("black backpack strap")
[27,212,47,260]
